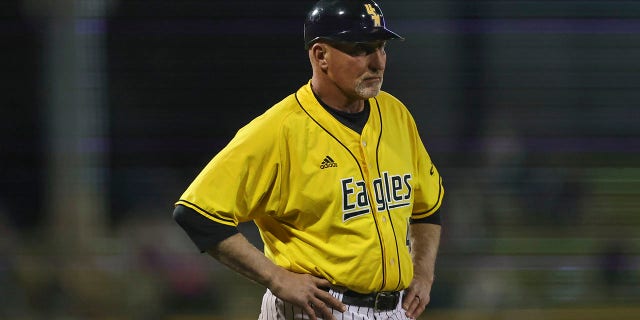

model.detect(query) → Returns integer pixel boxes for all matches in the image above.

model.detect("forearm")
[410,223,441,285]
[207,232,282,289]
[207,232,346,318]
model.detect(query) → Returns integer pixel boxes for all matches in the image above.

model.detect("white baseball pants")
[258,288,414,320]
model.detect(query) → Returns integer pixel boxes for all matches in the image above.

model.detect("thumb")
[313,277,333,288]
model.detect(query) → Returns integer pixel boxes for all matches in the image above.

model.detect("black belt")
[340,290,401,311]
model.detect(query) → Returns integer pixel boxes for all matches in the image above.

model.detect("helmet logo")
[364,4,382,27]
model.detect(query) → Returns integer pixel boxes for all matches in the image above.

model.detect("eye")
[356,41,387,56]
[329,41,386,57]
[355,44,376,55]
[338,43,368,56]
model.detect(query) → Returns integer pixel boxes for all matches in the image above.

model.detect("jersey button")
[362,141,367,147]
[390,258,395,266]
[381,217,387,223]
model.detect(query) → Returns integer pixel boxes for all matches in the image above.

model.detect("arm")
[208,232,346,320]
[174,205,345,319]
[402,222,441,319]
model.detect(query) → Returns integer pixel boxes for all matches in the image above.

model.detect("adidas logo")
[320,156,338,169]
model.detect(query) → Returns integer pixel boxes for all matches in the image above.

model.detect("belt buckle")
[374,292,394,311]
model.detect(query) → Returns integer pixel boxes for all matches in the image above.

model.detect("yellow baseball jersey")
[176,82,443,293]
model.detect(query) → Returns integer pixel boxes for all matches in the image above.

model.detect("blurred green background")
[1,0,639,319]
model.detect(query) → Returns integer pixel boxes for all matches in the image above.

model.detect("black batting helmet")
[304,0,404,49]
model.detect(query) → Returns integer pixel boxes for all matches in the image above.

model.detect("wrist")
[264,265,286,291]
[413,272,435,286]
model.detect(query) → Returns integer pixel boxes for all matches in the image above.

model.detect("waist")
[338,289,402,311]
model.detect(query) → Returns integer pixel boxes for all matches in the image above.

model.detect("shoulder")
[374,90,414,120]
[376,90,404,105]
[375,90,411,112]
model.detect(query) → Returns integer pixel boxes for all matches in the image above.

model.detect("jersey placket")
[359,127,392,291]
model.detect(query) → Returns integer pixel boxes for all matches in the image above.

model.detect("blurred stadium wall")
[1,0,638,319]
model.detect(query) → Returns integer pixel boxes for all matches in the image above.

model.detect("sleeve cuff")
[173,204,239,252]
[411,209,441,225]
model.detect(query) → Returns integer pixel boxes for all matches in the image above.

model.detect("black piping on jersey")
[412,175,444,217]
[177,199,236,225]
[343,208,371,221]
[294,92,389,292]
[372,97,404,292]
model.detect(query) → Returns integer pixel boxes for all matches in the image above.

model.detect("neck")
[311,78,365,114]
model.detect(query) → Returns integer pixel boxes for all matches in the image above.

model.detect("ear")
[310,43,329,70]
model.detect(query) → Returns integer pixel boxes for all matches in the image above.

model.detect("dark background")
[1,1,639,319]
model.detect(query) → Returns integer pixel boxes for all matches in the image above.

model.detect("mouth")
[363,76,382,82]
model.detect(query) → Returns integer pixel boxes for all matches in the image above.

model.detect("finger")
[311,277,346,312]
[315,289,346,312]
[404,295,420,317]
[302,302,318,320]
[313,277,333,288]
[401,288,417,310]
[310,298,337,320]
[406,295,428,319]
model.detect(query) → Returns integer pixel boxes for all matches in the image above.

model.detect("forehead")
[324,39,386,55]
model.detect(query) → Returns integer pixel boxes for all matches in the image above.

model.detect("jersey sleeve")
[173,204,239,252]
[409,119,444,220]
[175,114,283,227]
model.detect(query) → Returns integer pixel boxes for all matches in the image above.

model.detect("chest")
[282,119,416,220]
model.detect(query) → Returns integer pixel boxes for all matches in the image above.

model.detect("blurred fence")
[1,0,639,319]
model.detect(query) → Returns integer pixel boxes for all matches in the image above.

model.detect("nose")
[368,47,386,72]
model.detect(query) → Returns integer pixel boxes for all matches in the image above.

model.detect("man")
[173,1,444,319]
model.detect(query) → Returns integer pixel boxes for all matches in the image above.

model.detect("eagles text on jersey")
[341,172,412,221]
